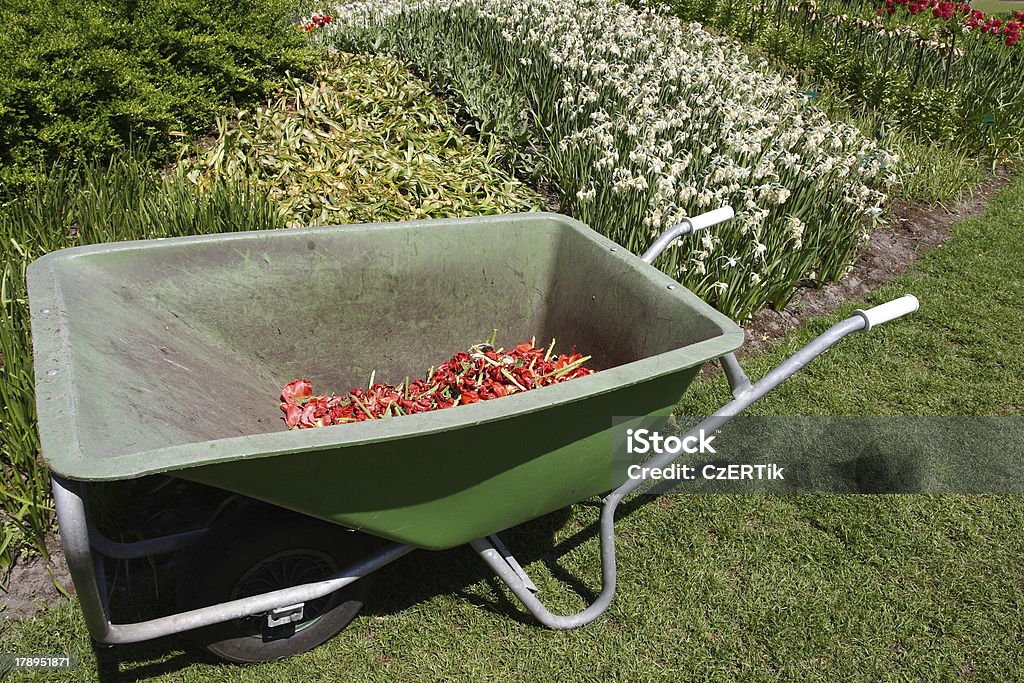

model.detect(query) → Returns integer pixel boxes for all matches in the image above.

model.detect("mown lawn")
[972,0,1024,14]
[2,172,1022,681]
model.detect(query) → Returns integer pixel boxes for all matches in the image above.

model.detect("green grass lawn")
[972,0,1024,15]
[2,172,1023,680]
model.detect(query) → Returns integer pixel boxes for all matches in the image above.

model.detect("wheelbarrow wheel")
[177,503,373,663]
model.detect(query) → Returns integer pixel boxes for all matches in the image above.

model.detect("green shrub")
[0,0,313,193]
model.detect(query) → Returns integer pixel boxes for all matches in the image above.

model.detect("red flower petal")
[283,404,302,428]
[281,379,313,405]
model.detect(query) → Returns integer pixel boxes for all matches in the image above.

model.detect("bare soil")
[740,171,1012,355]
[1,533,73,623]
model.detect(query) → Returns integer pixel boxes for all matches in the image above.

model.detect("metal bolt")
[42,309,51,314]
[667,285,677,290]
[46,369,59,376]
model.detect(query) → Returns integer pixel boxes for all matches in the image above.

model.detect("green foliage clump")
[180,53,541,227]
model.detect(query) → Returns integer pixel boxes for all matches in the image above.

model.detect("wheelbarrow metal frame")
[52,476,415,645]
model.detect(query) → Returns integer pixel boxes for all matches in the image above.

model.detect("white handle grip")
[854,295,919,331]
[685,206,735,232]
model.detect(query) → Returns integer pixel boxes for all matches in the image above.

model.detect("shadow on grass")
[89,494,652,682]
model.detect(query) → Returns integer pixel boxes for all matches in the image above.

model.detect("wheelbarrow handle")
[855,295,919,331]
[626,294,921,491]
[475,295,919,630]
[640,205,734,264]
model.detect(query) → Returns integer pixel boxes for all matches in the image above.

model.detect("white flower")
[785,215,804,247]
[700,231,715,250]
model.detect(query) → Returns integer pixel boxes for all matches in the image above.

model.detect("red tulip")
[932,1,953,20]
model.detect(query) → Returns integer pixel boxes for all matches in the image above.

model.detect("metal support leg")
[720,353,752,398]
[53,476,114,643]
[472,493,620,630]
[486,534,538,593]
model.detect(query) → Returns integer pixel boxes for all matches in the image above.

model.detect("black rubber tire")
[176,503,373,663]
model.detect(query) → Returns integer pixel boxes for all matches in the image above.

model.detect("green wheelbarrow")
[27,210,918,662]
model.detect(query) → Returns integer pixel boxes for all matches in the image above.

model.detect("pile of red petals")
[279,340,595,429]
[299,12,332,31]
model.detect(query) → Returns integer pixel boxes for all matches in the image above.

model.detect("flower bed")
[878,1,1022,47]
[316,0,894,319]
[659,0,1024,154]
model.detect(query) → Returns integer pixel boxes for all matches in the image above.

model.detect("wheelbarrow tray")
[29,212,742,549]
